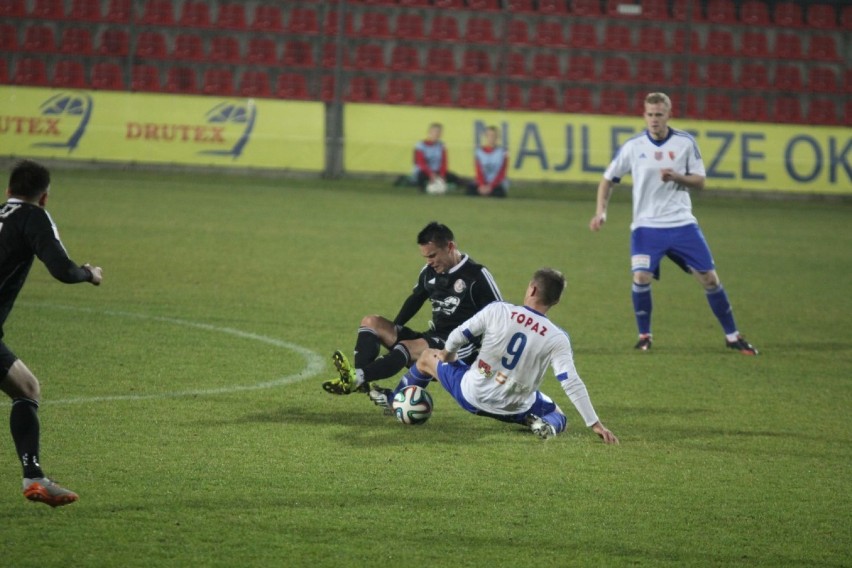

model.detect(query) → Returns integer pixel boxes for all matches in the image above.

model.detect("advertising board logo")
[0,91,93,153]
[198,100,256,159]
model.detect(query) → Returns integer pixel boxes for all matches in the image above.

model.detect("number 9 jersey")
[444,301,598,425]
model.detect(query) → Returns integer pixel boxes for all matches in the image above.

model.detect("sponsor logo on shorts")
[631,254,651,270]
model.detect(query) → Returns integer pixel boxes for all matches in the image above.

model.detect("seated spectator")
[468,125,508,198]
[395,123,464,191]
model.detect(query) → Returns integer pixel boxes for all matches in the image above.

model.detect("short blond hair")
[644,92,672,110]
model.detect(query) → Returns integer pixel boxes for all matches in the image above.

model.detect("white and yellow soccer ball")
[425,177,447,195]
[392,386,434,425]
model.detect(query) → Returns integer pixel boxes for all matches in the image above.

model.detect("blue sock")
[541,410,567,434]
[706,285,738,335]
[632,282,652,335]
[392,364,431,399]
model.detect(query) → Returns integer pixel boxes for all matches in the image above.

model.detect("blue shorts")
[436,361,558,425]
[630,224,715,277]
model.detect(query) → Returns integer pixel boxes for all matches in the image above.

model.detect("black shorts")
[0,341,18,378]
[396,326,478,364]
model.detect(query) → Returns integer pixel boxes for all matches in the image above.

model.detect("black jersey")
[393,254,502,339]
[0,199,91,335]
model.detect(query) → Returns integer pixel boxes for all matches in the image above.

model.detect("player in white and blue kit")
[404,268,618,443]
[589,92,758,354]
[468,125,508,198]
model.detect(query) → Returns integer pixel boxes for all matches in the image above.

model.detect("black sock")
[10,398,44,479]
[362,344,410,383]
[354,327,381,368]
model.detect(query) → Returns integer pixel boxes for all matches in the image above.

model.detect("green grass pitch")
[1,168,850,567]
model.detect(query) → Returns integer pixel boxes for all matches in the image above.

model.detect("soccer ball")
[392,386,433,425]
[425,177,447,195]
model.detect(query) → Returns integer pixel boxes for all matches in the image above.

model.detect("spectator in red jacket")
[468,125,508,198]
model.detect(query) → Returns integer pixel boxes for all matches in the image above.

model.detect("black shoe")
[726,335,759,355]
[634,335,652,351]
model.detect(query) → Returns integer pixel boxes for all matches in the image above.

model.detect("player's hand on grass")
[589,213,607,232]
[592,421,619,445]
[84,264,103,286]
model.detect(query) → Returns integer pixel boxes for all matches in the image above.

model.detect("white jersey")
[444,302,599,426]
[604,128,706,231]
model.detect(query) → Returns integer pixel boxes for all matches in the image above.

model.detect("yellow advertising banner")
[0,87,324,171]
[345,103,852,194]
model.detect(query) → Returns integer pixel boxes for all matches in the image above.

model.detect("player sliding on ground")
[0,160,103,507]
[323,222,501,406]
[404,268,618,443]
[590,92,758,355]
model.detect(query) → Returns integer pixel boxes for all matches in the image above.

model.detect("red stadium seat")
[671,29,700,53]
[808,98,838,125]
[773,64,803,91]
[430,15,460,42]
[843,6,852,31]
[740,0,769,25]
[675,93,700,118]
[359,12,391,39]
[30,0,63,19]
[216,3,246,30]
[599,90,631,115]
[289,8,320,35]
[69,0,100,21]
[13,57,48,86]
[846,70,852,93]
[140,0,174,26]
[528,85,559,112]
[385,78,416,105]
[774,32,803,59]
[458,82,489,108]
[773,2,802,27]
[600,57,632,84]
[671,0,703,21]
[506,51,527,78]
[135,31,167,59]
[809,67,838,93]
[671,61,699,86]
[351,44,385,71]
[706,0,736,23]
[460,49,491,76]
[246,38,277,66]
[702,62,734,88]
[0,23,17,52]
[98,28,128,57]
[282,41,314,68]
[172,33,203,61]
[424,47,455,75]
[807,35,840,62]
[238,71,271,98]
[501,83,525,110]
[22,25,56,52]
[433,0,465,8]
[320,75,336,102]
[506,0,536,13]
[421,80,453,107]
[636,59,666,86]
[507,19,529,45]
[389,44,420,73]
[602,24,633,51]
[535,21,565,47]
[177,1,210,27]
[0,59,7,84]
[703,93,734,121]
[531,52,560,79]
[0,0,26,17]
[806,4,838,29]
[131,65,160,92]
[323,11,354,36]
[165,66,197,94]
[563,87,594,114]
[253,4,284,32]
[569,23,598,49]
[399,0,431,6]
[467,18,497,44]
[636,27,667,53]
[739,63,769,90]
[209,36,240,64]
[846,101,852,127]
[773,97,803,124]
[201,68,234,96]
[104,0,130,23]
[638,0,669,20]
[321,43,340,68]
[566,55,595,83]
[571,0,602,16]
[538,0,567,14]
[276,74,310,100]
[346,76,381,103]
[91,62,123,90]
[395,13,426,40]
[739,96,769,122]
[702,29,735,57]
[740,31,769,58]
[59,27,92,55]
[467,0,500,10]
[52,59,86,88]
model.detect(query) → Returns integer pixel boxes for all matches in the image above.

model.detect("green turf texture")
[1,169,849,567]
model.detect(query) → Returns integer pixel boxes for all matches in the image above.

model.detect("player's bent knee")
[1,361,41,401]
[696,270,720,289]
[360,314,385,329]
[633,271,653,286]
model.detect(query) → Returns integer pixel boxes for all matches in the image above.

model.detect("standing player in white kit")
[409,268,618,443]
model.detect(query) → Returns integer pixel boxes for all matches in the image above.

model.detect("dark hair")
[532,268,566,307]
[9,160,50,200]
[417,222,454,248]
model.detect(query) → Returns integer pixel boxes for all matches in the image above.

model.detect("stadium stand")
[91,61,124,90]
[52,59,86,88]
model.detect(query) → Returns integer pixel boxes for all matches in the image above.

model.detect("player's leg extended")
[0,357,78,507]
[367,339,432,408]
[630,228,663,350]
[324,316,398,395]
[694,270,758,355]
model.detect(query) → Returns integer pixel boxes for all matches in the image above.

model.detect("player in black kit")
[323,222,502,405]
[0,160,103,507]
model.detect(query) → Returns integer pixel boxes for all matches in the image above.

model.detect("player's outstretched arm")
[591,421,619,445]
[589,178,614,231]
